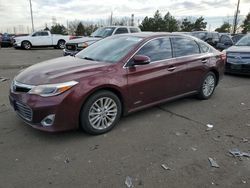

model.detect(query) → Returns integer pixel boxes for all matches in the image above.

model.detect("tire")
[57,40,65,49]
[80,90,122,135]
[22,41,31,50]
[197,72,217,100]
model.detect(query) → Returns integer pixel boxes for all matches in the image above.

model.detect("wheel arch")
[79,85,127,119]
[209,68,219,86]
[57,39,66,44]
[21,40,32,47]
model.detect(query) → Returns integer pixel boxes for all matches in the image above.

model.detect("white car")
[63,26,141,56]
[14,31,72,50]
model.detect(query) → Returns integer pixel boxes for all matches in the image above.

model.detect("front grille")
[66,44,77,51]
[15,101,32,121]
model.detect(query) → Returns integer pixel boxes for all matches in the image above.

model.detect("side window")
[129,28,139,33]
[41,32,49,36]
[114,28,129,35]
[173,37,200,57]
[136,38,172,62]
[32,32,41,37]
[198,42,210,53]
[220,36,227,43]
[212,33,219,40]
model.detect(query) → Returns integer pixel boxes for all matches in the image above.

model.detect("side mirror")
[132,55,150,66]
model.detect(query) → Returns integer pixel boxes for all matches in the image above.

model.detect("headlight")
[28,81,78,97]
[77,42,88,48]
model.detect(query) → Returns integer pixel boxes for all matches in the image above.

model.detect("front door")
[127,37,183,110]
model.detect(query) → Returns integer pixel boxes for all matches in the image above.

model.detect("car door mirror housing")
[132,55,151,66]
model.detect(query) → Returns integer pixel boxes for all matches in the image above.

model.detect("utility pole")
[131,14,134,26]
[233,0,240,34]
[29,0,34,32]
[110,12,113,26]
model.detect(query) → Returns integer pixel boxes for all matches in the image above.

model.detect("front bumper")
[225,62,250,75]
[63,49,80,56]
[9,89,81,132]
[13,42,22,48]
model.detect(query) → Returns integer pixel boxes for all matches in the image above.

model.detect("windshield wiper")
[83,57,95,61]
[92,35,104,38]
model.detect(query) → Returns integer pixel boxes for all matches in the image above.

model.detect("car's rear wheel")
[197,72,216,100]
[57,40,65,49]
[80,90,122,134]
[22,41,31,50]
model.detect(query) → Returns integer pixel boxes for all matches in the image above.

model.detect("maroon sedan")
[9,33,225,134]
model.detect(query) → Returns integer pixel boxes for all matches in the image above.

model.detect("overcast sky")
[0,0,250,33]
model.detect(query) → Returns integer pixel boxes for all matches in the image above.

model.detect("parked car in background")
[224,34,250,75]
[0,33,13,47]
[9,33,225,134]
[63,26,141,56]
[191,31,220,47]
[216,34,245,51]
[13,31,72,50]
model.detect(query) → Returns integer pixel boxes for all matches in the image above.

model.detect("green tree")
[193,17,207,31]
[140,16,155,31]
[163,12,179,32]
[242,12,250,34]
[50,24,67,35]
[215,22,231,33]
[153,10,164,31]
[75,22,85,36]
[180,17,207,31]
[180,18,193,32]
[85,25,98,36]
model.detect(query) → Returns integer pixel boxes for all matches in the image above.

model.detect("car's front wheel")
[198,72,217,100]
[80,90,122,134]
[22,41,31,50]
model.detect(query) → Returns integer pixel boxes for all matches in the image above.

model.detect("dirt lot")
[0,48,250,188]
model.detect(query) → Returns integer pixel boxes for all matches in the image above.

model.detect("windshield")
[191,32,208,40]
[91,27,116,38]
[76,36,143,63]
[235,35,250,46]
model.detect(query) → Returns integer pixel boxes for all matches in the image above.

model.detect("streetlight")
[29,0,34,32]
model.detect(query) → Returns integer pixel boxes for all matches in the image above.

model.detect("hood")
[67,36,101,44]
[15,56,111,85]
[226,45,250,53]
[14,36,31,41]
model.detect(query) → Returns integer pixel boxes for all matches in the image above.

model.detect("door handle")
[167,66,176,71]
[201,59,208,63]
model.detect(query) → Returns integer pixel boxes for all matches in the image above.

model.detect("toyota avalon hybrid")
[9,33,225,134]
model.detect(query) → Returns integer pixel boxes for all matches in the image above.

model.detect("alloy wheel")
[88,97,118,130]
[202,75,215,97]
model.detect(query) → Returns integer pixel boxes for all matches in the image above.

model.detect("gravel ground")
[0,48,250,188]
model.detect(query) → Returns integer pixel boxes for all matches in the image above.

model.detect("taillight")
[220,53,226,61]
[69,36,76,40]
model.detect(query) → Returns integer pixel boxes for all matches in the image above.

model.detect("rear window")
[129,28,140,33]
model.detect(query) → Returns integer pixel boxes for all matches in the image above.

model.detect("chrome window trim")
[123,36,210,69]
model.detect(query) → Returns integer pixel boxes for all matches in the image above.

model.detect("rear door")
[171,37,210,93]
[127,37,183,110]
